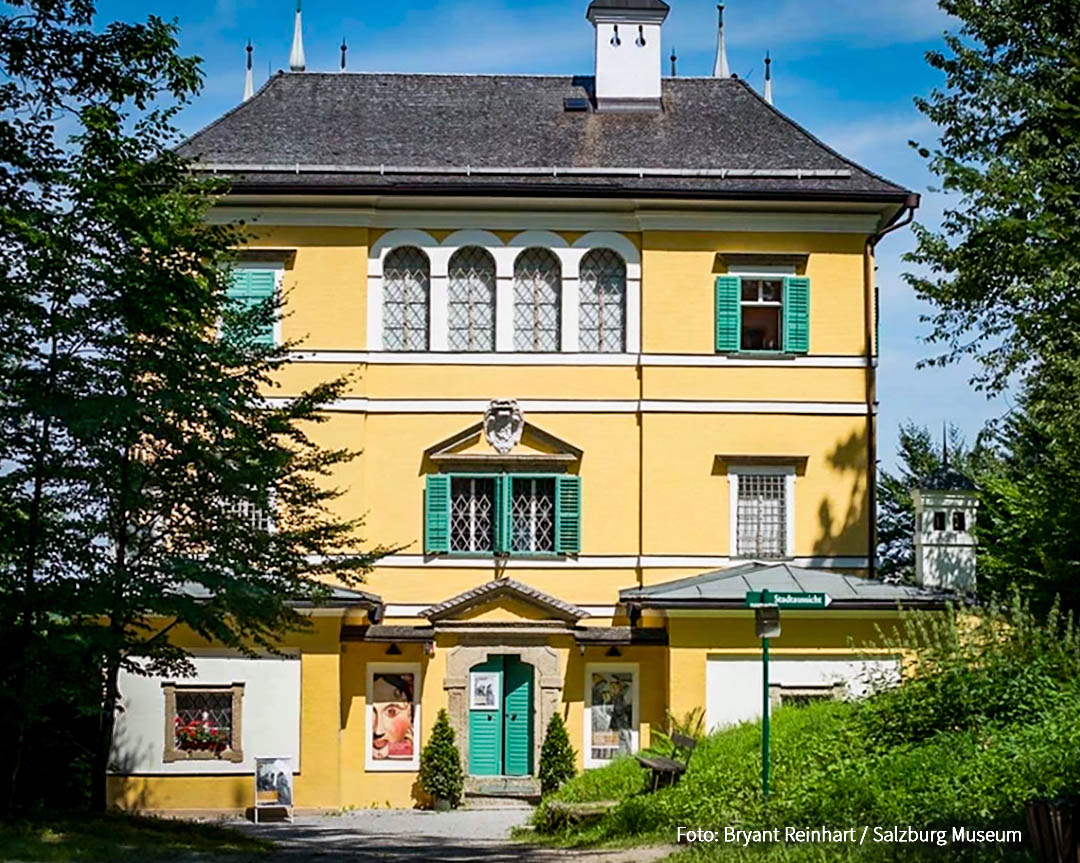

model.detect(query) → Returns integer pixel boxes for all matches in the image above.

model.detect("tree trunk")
[91,654,122,813]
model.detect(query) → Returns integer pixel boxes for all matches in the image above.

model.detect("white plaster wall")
[110,654,301,775]
[593,20,663,104]
[705,656,900,731]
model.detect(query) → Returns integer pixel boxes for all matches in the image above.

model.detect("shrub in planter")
[539,713,576,796]
[419,709,463,809]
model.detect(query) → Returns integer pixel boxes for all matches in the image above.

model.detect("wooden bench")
[635,732,698,792]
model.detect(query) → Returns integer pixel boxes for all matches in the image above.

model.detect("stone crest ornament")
[483,400,524,455]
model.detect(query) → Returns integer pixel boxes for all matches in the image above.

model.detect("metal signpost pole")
[762,631,770,799]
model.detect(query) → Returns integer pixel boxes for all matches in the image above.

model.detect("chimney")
[586,0,670,112]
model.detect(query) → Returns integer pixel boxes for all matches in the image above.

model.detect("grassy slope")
[0,813,270,862]
[534,695,1080,861]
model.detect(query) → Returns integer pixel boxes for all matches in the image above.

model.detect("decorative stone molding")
[444,645,562,776]
[161,682,244,764]
[483,400,524,455]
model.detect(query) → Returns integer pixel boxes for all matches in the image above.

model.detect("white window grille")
[579,249,626,352]
[448,247,496,352]
[513,248,561,351]
[383,247,430,351]
[740,278,783,351]
[736,473,787,559]
[450,477,496,552]
[229,497,273,533]
[510,477,555,553]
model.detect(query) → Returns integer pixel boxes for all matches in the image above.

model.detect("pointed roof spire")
[670,47,677,77]
[243,40,254,101]
[713,4,730,78]
[764,51,773,105]
[340,37,347,71]
[289,0,306,72]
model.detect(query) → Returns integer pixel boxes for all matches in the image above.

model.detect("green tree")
[877,423,973,583]
[539,713,576,796]
[905,0,1080,394]
[418,709,464,808]
[0,1,389,812]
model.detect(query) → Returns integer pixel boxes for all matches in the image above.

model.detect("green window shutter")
[495,475,512,554]
[227,268,276,346]
[554,475,582,555]
[783,276,810,354]
[715,276,741,353]
[424,474,451,554]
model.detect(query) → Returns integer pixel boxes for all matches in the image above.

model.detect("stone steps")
[463,775,541,808]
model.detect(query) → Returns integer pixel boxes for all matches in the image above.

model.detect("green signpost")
[745,589,832,800]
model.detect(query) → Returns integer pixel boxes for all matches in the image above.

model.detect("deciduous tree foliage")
[0,1,389,813]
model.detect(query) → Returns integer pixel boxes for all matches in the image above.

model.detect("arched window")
[448,247,496,352]
[382,247,430,351]
[513,248,561,352]
[579,249,626,353]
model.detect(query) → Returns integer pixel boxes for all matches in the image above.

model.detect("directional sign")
[745,590,832,609]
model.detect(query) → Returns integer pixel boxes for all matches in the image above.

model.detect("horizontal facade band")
[382,603,618,617]
[208,206,882,234]
[264,397,868,416]
[369,555,869,569]
[290,351,869,369]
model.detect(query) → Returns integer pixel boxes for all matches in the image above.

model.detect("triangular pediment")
[425,417,582,467]
[420,579,588,623]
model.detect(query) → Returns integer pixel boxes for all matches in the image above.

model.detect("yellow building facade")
[108,0,944,814]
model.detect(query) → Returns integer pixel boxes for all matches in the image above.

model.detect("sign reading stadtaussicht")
[744,590,833,609]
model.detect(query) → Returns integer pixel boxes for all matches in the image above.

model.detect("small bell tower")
[912,464,978,594]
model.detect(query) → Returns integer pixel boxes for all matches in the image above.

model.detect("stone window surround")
[444,644,562,777]
[728,464,796,561]
[161,682,245,764]
[367,230,641,353]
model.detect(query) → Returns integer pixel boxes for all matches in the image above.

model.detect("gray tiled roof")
[179,73,910,201]
[620,562,948,608]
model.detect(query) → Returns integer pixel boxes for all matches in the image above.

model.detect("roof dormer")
[586,0,670,112]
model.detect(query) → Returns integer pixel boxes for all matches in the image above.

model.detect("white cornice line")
[369,555,869,569]
[289,351,868,368]
[263,397,868,416]
[206,207,881,234]
[382,603,619,617]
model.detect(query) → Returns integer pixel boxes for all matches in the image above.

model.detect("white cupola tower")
[912,466,978,593]
[586,0,670,112]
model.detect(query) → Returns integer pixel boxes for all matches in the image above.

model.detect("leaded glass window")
[229,497,272,533]
[513,248,561,351]
[174,690,233,752]
[383,247,430,351]
[448,247,495,352]
[450,477,496,552]
[736,473,787,559]
[511,476,555,553]
[579,249,626,353]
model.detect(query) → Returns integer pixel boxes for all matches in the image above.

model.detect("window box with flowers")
[162,682,244,763]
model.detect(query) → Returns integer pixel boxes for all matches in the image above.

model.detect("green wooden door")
[503,656,534,776]
[468,656,534,777]
[468,657,503,776]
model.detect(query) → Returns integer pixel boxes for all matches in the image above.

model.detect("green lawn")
[0,813,270,862]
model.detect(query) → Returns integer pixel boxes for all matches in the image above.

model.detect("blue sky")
[93,0,1010,470]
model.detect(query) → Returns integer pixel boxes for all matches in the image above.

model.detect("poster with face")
[371,672,415,762]
[590,671,634,760]
[255,756,293,807]
[470,671,500,710]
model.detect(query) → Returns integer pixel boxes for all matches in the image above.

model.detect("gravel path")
[225,808,673,862]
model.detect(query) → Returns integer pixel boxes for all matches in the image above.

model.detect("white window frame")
[728,465,795,560]
[365,662,422,772]
[227,262,284,347]
[583,662,639,769]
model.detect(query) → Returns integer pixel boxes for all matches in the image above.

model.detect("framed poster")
[584,664,639,768]
[366,663,421,771]
[254,755,293,823]
[470,671,501,711]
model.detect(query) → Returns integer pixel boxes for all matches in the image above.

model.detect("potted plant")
[419,709,463,810]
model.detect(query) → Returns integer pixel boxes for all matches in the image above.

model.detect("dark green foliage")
[539,713,577,796]
[535,598,1080,860]
[418,709,463,808]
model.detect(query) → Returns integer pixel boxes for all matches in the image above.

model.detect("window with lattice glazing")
[450,476,496,552]
[383,247,430,351]
[513,248,561,351]
[579,249,626,352]
[163,683,244,762]
[229,497,272,533]
[511,477,556,553]
[448,247,496,351]
[736,473,787,559]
